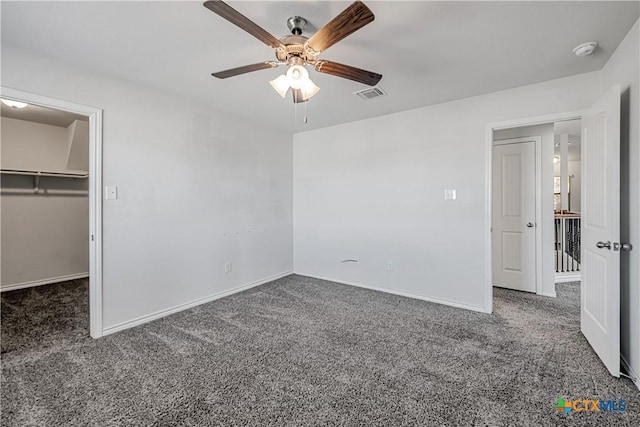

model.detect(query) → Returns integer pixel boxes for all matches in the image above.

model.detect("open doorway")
[553,120,582,283]
[491,119,581,296]
[0,88,103,338]
[491,122,554,297]
[490,118,583,299]
[487,86,623,378]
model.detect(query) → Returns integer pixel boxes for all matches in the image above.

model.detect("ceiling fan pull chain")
[304,98,308,124]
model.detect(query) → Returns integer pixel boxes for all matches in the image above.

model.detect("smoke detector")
[573,42,598,57]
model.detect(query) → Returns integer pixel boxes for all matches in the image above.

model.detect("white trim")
[488,110,585,131]
[0,87,104,338]
[484,124,494,313]
[491,136,543,296]
[485,110,584,308]
[294,272,492,314]
[539,292,558,298]
[535,136,544,296]
[621,354,640,391]
[555,273,581,283]
[89,104,103,339]
[102,271,293,336]
[0,273,89,292]
[492,137,540,146]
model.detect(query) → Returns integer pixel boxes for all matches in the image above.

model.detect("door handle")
[596,241,611,250]
[526,222,534,228]
[612,242,633,251]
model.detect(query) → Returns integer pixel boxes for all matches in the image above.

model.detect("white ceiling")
[2,1,638,134]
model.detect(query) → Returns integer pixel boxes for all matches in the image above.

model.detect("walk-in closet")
[1,100,90,338]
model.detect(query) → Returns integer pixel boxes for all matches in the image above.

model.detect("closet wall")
[1,116,89,290]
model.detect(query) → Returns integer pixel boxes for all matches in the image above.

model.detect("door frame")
[1,86,104,338]
[492,136,542,294]
[484,110,584,312]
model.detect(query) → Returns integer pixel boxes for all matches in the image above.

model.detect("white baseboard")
[555,274,581,283]
[621,354,640,391]
[539,292,557,298]
[101,270,293,336]
[1,273,89,292]
[294,272,491,314]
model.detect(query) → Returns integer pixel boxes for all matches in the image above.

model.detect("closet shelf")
[1,168,88,178]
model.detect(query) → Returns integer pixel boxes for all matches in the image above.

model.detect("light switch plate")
[444,189,457,200]
[105,186,118,200]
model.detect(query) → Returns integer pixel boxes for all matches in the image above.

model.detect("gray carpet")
[1,275,638,426]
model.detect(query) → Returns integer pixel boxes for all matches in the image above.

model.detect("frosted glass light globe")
[286,65,309,89]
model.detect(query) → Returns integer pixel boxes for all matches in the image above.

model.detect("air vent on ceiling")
[353,86,387,100]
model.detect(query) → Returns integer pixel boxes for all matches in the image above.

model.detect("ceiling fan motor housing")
[275,34,317,64]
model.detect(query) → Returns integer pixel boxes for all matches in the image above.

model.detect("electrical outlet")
[387,261,394,271]
[224,261,232,273]
[444,189,456,200]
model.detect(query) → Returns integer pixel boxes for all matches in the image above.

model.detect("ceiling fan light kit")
[286,64,308,89]
[269,75,290,98]
[266,56,321,102]
[204,0,382,112]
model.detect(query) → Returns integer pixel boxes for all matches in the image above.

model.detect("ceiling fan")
[203,0,383,103]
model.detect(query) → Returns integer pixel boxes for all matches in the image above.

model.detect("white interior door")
[581,84,621,377]
[492,140,536,293]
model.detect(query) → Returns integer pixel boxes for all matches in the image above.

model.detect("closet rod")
[1,189,89,196]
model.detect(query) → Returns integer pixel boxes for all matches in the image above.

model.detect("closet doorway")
[0,87,103,338]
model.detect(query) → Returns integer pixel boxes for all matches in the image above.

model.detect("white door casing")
[492,140,537,293]
[0,86,104,338]
[581,84,621,377]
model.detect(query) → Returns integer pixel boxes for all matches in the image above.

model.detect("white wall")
[601,19,640,384]
[294,71,601,312]
[1,117,70,171]
[553,150,581,212]
[566,161,581,212]
[66,120,89,171]
[1,45,293,332]
[1,175,89,288]
[494,124,555,297]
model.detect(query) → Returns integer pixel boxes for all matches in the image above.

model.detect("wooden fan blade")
[305,1,374,54]
[314,61,382,86]
[212,62,278,79]
[203,1,285,50]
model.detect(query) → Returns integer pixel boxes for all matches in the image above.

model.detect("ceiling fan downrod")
[287,16,307,36]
